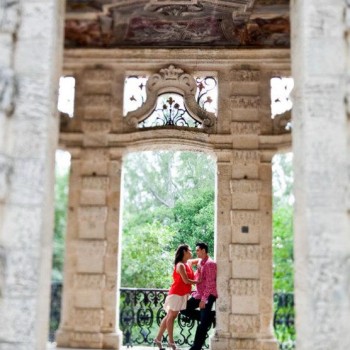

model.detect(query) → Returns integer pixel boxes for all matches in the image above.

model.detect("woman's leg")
[155,314,168,342]
[166,310,179,344]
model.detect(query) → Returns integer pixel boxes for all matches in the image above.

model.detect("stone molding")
[124,64,216,130]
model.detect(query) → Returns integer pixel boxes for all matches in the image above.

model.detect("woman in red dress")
[154,244,199,350]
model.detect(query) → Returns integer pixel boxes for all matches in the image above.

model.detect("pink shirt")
[192,256,218,302]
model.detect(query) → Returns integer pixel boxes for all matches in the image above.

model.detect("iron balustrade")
[49,284,295,349]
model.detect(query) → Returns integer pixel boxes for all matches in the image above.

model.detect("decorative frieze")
[232,150,261,163]
[230,69,261,81]
[230,95,260,109]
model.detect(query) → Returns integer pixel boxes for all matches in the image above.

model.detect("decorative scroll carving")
[230,69,260,81]
[0,68,16,117]
[125,65,216,130]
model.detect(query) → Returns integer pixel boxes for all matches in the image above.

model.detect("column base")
[56,329,122,349]
[211,334,279,350]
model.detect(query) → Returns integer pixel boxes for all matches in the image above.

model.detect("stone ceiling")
[65,0,290,49]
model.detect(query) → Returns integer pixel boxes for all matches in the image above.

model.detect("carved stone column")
[56,149,123,348]
[212,67,277,350]
[291,1,350,349]
[57,66,124,348]
[0,1,64,349]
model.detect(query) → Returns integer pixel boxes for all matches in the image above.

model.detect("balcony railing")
[49,283,295,350]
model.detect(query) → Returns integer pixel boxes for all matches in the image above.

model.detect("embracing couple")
[154,242,218,350]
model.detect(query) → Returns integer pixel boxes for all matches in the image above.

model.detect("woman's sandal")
[154,338,164,350]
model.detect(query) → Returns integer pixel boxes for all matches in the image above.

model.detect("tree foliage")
[52,151,294,295]
[52,169,69,281]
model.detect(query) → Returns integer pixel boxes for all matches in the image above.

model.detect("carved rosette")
[124,64,216,130]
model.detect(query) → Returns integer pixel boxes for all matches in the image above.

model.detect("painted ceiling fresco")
[65,0,290,48]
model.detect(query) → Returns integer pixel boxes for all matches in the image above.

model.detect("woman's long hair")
[174,244,190,266]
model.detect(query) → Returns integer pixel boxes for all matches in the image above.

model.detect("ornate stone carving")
[0,68,16,117]
[229,244,260,260]
[230,279,259,296]
[230,180,262,193]
[231,210,261,225]
[125,65,216,130]
[230,95,260,109]
[231,121,261,134]
[64,1,290,48]
[232,150,261,163]
[272,110,291,134]
[230,69,261,81]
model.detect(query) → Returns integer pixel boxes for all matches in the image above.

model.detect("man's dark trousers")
[181,294,216,350]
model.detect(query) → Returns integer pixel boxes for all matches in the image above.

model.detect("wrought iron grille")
[49,284,295,349]
[139,93,202,128]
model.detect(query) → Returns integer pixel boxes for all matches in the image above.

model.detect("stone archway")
[56,52,290,349]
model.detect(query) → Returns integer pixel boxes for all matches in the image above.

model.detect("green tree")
[52,169,69,281]
[121,222,175,288]
[272,153,294,292]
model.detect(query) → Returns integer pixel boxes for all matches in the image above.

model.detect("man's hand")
[199,300,206,309]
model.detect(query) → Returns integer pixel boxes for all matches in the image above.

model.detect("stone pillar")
[212,67,277,350]
[56,65,123,349]
[291,1,350,349]
[0,1,64,349]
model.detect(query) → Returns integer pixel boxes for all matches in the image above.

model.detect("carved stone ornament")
[124,65,216,130]
[0,68,16,117]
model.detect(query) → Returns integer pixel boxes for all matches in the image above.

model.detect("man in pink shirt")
[181,242,218,350]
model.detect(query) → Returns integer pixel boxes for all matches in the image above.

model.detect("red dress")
[163,263,194,312]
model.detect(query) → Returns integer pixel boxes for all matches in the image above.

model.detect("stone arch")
[124,65,217,130]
